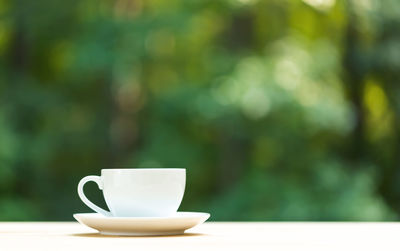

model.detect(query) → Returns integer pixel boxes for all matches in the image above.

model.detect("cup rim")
[101,168,185,172]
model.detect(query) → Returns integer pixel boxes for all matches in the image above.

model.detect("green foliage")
[1,0,400,220]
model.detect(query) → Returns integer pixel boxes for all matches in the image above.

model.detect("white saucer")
[73,212,210,236]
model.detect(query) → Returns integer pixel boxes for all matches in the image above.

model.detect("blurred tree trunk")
[8,0,30,193]
[342,2,366,164]
[373,21,400,218]
[217,131,249,191]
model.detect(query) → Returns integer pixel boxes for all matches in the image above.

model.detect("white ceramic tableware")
[77,168,186,217]
[73,212,210,236]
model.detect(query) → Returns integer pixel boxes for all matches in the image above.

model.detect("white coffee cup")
[77,168,186,217]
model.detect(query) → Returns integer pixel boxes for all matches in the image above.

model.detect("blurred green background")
[1,0,400,221]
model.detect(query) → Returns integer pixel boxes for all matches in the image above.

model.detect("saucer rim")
[73,211,210,220]
[73,211,210,236]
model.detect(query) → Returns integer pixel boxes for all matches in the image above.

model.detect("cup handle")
[77,175,112,217]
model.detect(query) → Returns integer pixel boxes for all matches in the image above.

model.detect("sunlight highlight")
[302,0,335,11]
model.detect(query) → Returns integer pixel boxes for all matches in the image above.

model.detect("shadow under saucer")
[70,232,208,238]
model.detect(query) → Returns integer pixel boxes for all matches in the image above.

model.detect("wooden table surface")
[1,222,399,251]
